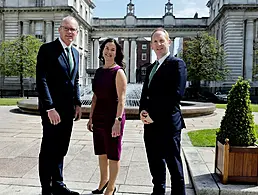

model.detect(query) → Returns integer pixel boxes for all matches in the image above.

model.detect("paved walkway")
[0,106,257,195]
[0,106,194,195]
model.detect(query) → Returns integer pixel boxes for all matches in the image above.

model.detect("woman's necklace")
[104,62,116,69]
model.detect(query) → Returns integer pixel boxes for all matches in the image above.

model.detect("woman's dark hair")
[99,38,125,69]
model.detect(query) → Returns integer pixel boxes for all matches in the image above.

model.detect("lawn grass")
[216,104,258,112]
[188,125,258,147]
[0,98,24,105]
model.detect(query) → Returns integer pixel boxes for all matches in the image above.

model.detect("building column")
[30,21,35,35]
[169,37,174,56]
[45,21,53,43]
[23,21,30,35]
[130,38,137,83]
[93,37,100,69]
[123,38,130,79]
[84,53,88,86]
[149,41,153,63]
[244,19,254,80]
[90,40,94,69]
[0,15,3,42]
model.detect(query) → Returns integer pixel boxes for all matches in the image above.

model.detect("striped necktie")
[65,46,74,73]
[148,61,159,87]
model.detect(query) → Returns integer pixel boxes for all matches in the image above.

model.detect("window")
[35,21,44,41]
[20,21,23,35]
[80,54,83,76]
[35,0,44,7]
[85,10,88,21]
[73,0,77,8]
[142,44,147,50]
[221,23,225,44]
[141,67,147,76]
[142,53,147,61]
[85,33,88,50]
[80,5,83,16]
[79,29,83,48]
[216,27,219,41]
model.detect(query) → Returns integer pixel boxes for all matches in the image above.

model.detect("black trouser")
[39,113,73,190]
[144,123,186,195]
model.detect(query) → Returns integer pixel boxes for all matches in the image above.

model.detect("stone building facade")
[1,0,258,93]
[206,0,258,90]
[0,0,95,91]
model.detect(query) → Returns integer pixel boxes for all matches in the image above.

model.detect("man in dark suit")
[139,28,187,195]
[36,16,82,195]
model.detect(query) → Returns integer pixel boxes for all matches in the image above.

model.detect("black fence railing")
[0,89,38,98]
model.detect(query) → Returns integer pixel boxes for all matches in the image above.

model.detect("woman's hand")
[111,121,121,137]
[87,118,93,132]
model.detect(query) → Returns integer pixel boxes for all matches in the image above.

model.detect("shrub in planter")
[217,77,257,146]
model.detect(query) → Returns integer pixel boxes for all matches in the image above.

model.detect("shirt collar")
[157,52,170,65]
[58,37,73,50]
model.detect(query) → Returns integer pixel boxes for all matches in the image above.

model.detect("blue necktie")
[65,46,74,73]
[148,61,159,87]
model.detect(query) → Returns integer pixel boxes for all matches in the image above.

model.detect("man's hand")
[47,109,61,125]
[74,105,82,121]
[140,110,151,124]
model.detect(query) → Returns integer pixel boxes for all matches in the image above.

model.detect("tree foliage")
[0,35,42,77]
[217,77,257,146]
[0,35,42,96]
[182,32,228,86]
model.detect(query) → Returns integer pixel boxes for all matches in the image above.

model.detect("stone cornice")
[92,27,208,32]
[70,7,92,30]
[222,4,258,10]
[209,4,258,28]
[0,6,73,13]
[0,6,92,30]
[84,0,96,9]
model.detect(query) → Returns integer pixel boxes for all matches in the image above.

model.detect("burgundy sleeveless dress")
[92,65,125,161]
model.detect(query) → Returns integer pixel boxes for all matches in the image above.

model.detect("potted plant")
[215,77,258,184]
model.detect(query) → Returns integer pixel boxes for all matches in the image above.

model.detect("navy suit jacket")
[139,55,187,130]
[36,39,81,115]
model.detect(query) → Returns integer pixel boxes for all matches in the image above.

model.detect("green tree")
[217,77,257,146]
[0,35,42,97]
[182,32,228,94]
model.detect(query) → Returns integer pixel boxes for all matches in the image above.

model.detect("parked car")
[215,91,228,102]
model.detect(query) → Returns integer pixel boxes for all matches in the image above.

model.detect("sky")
[92,0,210,18]
[92,0,210,59]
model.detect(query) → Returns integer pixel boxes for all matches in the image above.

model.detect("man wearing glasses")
[36,16,81,195]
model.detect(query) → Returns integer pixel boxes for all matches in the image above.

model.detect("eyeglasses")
[60,26,78,33]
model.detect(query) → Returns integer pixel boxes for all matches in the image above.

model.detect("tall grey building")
[0,0,95,90]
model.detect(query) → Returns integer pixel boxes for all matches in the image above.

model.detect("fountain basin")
[17,98,215,119]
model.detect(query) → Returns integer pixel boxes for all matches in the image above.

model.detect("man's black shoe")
[52,185,79,195]
[151,192,165,195]
[42,193,53,195]
[42,188,53,195]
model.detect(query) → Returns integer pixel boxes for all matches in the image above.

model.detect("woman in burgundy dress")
[87,38,127,195]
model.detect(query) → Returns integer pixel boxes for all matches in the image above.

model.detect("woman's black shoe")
[92,181,109,194]
[112,187,116,195]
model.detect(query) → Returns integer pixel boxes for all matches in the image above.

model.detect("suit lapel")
[71,47,78,80]
[58,52,71,79]
[55,39,71,79]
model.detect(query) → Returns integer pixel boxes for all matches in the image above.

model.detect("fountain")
[17,84,216,119]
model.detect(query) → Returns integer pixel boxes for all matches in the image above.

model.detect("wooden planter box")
[215,139,258,184]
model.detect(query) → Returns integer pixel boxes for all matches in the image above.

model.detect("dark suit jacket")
[139,55,187,130]
[36,39,81,115]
